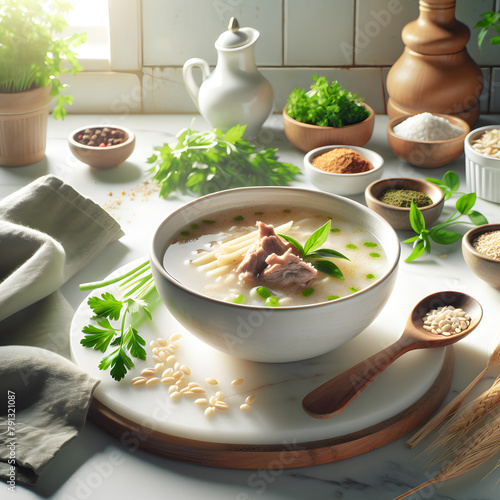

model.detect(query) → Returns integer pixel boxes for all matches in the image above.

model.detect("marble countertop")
[1,113,500,500]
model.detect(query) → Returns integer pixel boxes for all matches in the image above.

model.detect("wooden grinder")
[386,0,483,127]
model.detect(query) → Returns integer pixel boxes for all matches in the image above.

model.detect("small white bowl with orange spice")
[303,145,384,196]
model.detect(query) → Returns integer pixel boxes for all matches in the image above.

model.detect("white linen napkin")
[0,174,124,485]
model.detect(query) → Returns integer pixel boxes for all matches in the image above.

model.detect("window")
[64,0,110,69]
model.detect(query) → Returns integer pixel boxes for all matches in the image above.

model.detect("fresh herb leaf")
[81,322,116,353]
[278,234,305,256]
[468,210,488,226]
[148,126,301,199]
[308,248,350,260]
[87,292,123,320]
[303,220,331,255]
[124,326,147,360]
[429,228,462,245]
[312,260,345,280]
[455,192,476,215]
[280,219,350,279]
[80,260,160,381]
[99,347,135,382]
[474,10,500,47]
[409,202,426,234]
[405,172,488,262]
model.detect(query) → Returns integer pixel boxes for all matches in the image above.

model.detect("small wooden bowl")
[283,103,375,153]
[387,114,470,168]
[68,125,135,169]
[365,177,444,231]
[462,224,500,290]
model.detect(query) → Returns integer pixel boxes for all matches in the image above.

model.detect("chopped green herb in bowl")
[282,75,375,152]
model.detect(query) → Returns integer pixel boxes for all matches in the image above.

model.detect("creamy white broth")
[162,206,388,307]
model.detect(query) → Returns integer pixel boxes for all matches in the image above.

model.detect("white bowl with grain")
[464,125,500,203]
[150,186,400,363]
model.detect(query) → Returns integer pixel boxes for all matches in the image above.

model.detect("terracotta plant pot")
[282,103,375,153]
[0,85,52,167]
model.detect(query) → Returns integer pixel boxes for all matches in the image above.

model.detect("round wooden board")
[89,346,454,469]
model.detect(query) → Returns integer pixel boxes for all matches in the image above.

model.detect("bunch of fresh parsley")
[147,124,301,199]
[285,74,370,128]
[80,260,159,381]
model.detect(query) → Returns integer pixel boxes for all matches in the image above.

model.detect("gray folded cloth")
[0,346,100,485]
[0,174,124,485]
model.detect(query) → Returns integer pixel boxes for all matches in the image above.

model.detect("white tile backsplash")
[71,0,500,115]
[284,0,354,66]
[142,0,282,67]
[354,0,418,65]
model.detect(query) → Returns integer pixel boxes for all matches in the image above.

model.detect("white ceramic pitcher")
[183,18,273,139]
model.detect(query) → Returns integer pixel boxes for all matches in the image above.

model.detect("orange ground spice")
[311,147,373,174]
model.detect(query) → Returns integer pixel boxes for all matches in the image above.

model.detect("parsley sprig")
[404,172,488,262]
[279,220,349,279]
[147,124,301,199]
[80,260,159,381]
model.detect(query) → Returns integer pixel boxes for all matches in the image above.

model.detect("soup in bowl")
[150,187,400,363]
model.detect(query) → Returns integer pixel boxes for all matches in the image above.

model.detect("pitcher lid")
[216,17,251,48]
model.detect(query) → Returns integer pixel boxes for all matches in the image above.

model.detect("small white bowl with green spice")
[150,186,400,363]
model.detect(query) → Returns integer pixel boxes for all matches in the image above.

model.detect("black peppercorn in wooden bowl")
[364,177,444,231]
[68,125,135,169]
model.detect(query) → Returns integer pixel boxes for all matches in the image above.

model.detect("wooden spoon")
[302,291,483,419]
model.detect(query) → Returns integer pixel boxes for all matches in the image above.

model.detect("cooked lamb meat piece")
[237,221,290,276]
[260,248,318,288]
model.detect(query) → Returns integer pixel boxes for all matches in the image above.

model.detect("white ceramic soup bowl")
[150,187,400,363]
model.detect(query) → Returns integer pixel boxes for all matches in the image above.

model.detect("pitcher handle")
[182,58,211,110]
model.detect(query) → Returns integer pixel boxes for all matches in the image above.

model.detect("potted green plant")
[0,0,86,166]
[474,10,500,48]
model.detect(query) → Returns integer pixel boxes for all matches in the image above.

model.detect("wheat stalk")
[395,411,500,500]
[407,342,500,448]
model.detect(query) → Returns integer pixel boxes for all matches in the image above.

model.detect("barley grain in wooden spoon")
[407,341,500,448]
[302,291,482,419]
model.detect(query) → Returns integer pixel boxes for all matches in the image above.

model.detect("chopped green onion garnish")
[265,296,280,307]
[256,286,272,299]
[202,220,215,225]
[346,243,358,250]
[181,231,190,236]
[330,228,341,233]
[350,287,359,293]
[366,273,375,279]
[326,295,340,300]
[234,215,244,221]
[302,288,314,297]
[369,252,381,258]
[364,242,377,247]
[233,294,247,304]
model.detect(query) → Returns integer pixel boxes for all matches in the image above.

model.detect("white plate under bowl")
[70,259,446,447]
